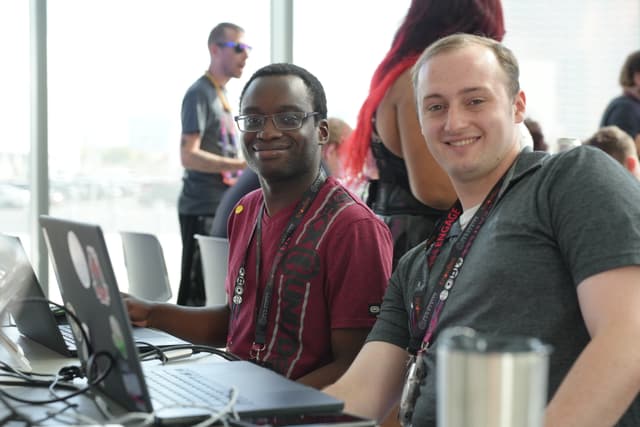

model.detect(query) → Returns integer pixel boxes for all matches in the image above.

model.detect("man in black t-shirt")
[177,22,249,306]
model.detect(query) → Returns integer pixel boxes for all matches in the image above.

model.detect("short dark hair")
[207,22,244,46]
[412,33,520,99]
[239,63,328,120]
[619,50,640,88]
[583,126,637,165]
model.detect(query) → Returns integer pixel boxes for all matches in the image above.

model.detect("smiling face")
[415,45,526,193]
[239,75,328,183]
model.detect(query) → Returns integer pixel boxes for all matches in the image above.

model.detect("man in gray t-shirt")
[325,34,640,427]
[177,22,249,306]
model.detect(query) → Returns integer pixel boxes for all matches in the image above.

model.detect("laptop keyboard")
[58,324,77,350]
[145,366,251,408]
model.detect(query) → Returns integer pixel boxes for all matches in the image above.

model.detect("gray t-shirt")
[178,75,239,215]
[368,146,640,426]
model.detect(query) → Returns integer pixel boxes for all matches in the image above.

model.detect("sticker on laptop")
[67,231,91,289]
[121,367,146,411]
[86,246,110,306]
[109,315,127,359]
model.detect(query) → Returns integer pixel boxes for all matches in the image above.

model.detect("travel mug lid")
[437,326,552,354]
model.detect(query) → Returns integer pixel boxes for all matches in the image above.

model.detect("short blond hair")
[412,33,520,99]
[583,126,637,164]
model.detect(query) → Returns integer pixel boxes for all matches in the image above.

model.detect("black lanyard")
[407,174,507,354]
[231,169,327,360]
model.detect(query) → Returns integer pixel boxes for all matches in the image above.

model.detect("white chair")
[120,231,172,302]
[194,234,229,306]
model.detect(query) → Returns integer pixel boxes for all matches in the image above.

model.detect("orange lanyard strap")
[204,71,232,112]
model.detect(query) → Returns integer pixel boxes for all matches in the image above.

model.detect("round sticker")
[109,315,127,359]
[67,231,90,289]
[121,368,145,410]
[86,246,110,306]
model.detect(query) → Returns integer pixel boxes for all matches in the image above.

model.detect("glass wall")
[45,0,271,301]
[1,0,639,301]
[294,0,640,150]
[293,0,411,125]
[0,1,30,238]
[503,0,640,147]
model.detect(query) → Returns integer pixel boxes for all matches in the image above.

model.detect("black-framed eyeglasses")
[216,41,252,54]
[234,112,320,132]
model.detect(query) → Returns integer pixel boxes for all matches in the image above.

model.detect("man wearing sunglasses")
[177,22,251,307]
[126,63,393,389]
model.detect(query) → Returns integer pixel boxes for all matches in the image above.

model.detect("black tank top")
[369,134,445,217]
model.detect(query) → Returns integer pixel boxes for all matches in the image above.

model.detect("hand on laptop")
[121,292,152,328]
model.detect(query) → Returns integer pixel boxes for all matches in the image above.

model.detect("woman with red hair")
[344,0,505,267]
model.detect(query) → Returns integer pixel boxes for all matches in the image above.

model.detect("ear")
[625,155,638,174]
[513,90,527,123]
[317,119,330,145]
[634,71,640,88]
[208,43,219,56]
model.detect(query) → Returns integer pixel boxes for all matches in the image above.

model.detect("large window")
[0,1,30,237]
[503,0,640,146]
[45,1,271,301]
[1,1,271,302]
[294,0,640,150]
[293,0,411,125]
[1,1,639,302]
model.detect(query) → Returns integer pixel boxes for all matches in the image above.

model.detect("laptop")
[39,215,344,424]
[0,233,188,357]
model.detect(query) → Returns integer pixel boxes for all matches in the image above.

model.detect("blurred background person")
[524,117,549,152]
[583,125,640,179]
[342,0,506,268]
[322,117,352,179]
[600,50,640,152]
[177,22,249,306]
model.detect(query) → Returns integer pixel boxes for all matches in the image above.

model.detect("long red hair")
[343,0,506,178]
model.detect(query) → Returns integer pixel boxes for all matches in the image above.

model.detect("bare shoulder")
[386,68,415,104]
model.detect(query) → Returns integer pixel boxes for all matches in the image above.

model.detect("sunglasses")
[216,41,252,54]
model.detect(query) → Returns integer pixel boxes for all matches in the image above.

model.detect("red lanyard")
[231,170,327,360]
[408,174,506,354]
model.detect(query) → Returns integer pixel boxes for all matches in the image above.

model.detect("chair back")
[120,231,172,302]
[194,234,229,306]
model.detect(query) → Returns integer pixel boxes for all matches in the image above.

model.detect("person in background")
[321,117,352,179]
[600,50,640,151]
[177,22,249,306]
[583,125,640,179]
[342,0,506,268]
[126,63,393,389]
[325,33,640,427]
[524,117,549,152]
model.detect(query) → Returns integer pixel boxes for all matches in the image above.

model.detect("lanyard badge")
[398,171,510,427]
[399,350,427,427]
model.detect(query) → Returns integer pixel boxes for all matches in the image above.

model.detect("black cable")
[137,343,241,364]
[135,340,169,363]
[0,388,33,426]
[190,344,242,361]
[0,351,114,405]
[30,402,78,425]
[0,361,56,382]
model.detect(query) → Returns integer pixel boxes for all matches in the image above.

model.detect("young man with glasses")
[126,64,393,389]
[177,22,250,307]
